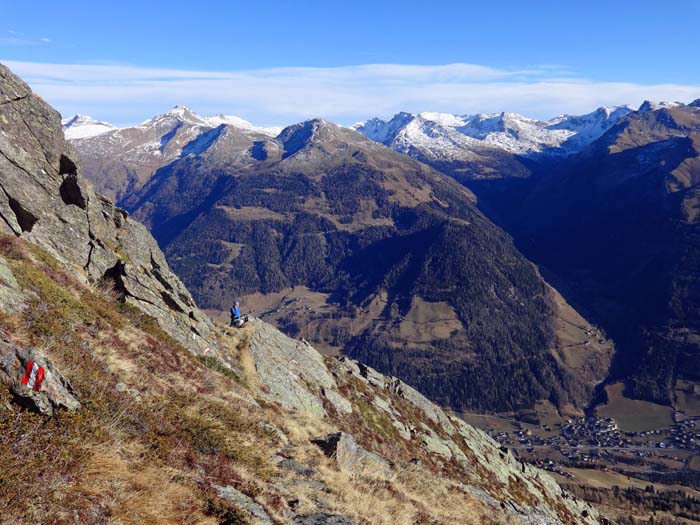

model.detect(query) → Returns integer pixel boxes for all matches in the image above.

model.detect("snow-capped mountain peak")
[203,114,283,137]
[353,105,634,159]
[140,105,208,127]
[61,114,117,140]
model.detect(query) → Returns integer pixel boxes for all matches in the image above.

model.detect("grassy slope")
[0,233,522,525]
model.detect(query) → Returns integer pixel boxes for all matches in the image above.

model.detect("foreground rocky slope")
[0,63,599,524]
[0,232,599,524]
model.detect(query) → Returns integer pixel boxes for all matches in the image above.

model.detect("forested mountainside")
[0,62,599,525]
[74,112,610,414]
[461,101,700,407]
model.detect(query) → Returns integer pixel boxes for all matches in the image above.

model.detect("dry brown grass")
[0,234,572,525]
[67,444,211,525]
[0,235,276,524]
[279,449,490,525]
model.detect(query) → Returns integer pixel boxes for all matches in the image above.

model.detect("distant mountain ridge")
[63,106,283,139]
[352,105,633,159]
[63,106,282,202]
[68,103,637,203]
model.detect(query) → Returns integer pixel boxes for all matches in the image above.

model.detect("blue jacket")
[231,306,241,320]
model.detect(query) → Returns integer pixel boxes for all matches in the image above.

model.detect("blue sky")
[3,0,700,126]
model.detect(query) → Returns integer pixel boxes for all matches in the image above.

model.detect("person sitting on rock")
[230,301,247,328]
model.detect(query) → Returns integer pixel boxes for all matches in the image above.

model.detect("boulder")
[212,484,272,525]
[0,339,79,415]
[273,456,318,479]
[311,431,393,480]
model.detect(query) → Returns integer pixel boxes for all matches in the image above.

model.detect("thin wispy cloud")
[4,60,700,126]
[1,31,53,47]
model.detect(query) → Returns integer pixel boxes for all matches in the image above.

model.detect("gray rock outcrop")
[0,63,214,353]
[247,317,351,417]
[311,431,393,480]
[293,514,358,525]
[212,484,273,525]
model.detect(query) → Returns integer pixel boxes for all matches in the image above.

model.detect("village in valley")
[473,412,700,485]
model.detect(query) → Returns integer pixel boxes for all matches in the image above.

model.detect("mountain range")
[67,96,700,419]
[352,106,633,158]
[62,107,281,202]
[0,62,597,524]
[66,105,618,415]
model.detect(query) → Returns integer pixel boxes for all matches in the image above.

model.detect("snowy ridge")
[62,114,117,140]
[352,105,634,159]
[204,114,283,137]
[136,106,281,136]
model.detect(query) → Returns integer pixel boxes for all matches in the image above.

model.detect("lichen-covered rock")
[311,431,393,480]
[247,317,351,417]
[0,339,79,415]
[0,62,214,353]
[0,255,27,312]
[212,484,272,525]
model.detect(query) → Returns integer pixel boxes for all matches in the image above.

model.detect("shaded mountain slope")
[491,101,700,405]
[119,118,611,413]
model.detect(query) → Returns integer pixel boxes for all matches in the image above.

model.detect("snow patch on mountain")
[62,114,117,140]
[638,100,684,112]
[204,114,283,137]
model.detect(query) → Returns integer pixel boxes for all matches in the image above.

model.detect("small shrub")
[197,355,244,384]
[205,496,250,525]
[10,262,92,342]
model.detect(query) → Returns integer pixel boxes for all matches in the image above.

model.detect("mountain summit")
[61,114,116,139]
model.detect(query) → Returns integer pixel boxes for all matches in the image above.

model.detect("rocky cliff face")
[0,62,601,524]
[0,64,214,353]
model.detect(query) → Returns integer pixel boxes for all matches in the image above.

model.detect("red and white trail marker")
[20,360,45,391]
[203,345,210,355]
